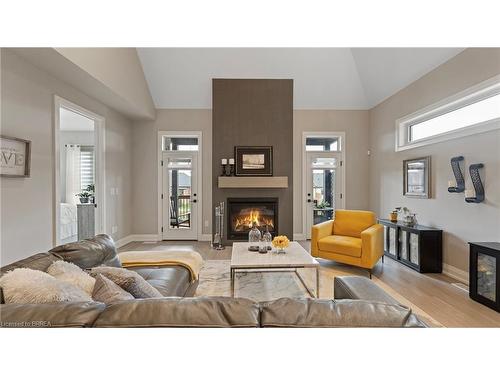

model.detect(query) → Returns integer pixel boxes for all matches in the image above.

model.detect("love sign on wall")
[1,135,31,177]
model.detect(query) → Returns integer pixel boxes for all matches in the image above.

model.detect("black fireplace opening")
[227,197,278,240]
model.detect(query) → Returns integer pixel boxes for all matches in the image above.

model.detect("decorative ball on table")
[272,235,290,254]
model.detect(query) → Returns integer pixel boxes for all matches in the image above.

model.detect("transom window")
[396,76,500,151]
[163,136,199,151]
[305,136,340,151]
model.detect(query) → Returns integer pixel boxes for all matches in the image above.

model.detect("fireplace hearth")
[227,197,278,240]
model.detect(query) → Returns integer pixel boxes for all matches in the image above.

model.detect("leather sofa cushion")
[133,266,191,297]
[0,252,62,275]
[93,296,260,328]
[260,298,426,328]
[318,235,362,257]
[334,276,400,305]
[0,301,105,328]
[333,210,376,238]
[50,234,121,269]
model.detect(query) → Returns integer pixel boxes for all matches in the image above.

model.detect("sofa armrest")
[360,224,384,268]
[311,220,334,257]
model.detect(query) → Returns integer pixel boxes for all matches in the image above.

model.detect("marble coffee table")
[230,241,320,298]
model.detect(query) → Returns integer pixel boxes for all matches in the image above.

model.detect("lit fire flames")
[233,209,274,231]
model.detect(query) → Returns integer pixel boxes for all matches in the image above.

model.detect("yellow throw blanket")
[118,250,203,281]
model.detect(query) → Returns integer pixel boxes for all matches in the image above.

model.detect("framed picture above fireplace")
[235,146,273,176]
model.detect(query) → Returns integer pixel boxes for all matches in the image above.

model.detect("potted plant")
[76,190,92,204]
[85,184,95,203]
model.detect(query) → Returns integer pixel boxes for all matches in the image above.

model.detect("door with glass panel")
[305,152,343,239]
[162,151,198,239]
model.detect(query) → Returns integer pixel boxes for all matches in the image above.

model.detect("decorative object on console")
[0,135,31,178]
[403,156,431,198]
[272,235,290,254]
[389,210,398,222]
[395,207,417,226]
[448,156,465,193]
[465,163,485,203]
[212,201,225,250]
[469,242,499,312]
[235,146,273,176]
[379,219,442,273]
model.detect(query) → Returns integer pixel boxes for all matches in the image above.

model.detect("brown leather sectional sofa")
[0,235,426,328]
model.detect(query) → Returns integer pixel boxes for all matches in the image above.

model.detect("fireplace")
[227,197,278,240]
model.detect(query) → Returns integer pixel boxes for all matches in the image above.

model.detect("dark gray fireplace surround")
[212,79,293,244]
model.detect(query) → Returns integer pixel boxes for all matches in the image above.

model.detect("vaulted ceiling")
[137,48,464,110]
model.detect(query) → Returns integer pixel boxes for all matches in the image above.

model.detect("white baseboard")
[293,233,307,241]
[443,263,469,285]
[198,234,212,242]
[115,234,161,248]
[115,235,135,248]
[116,233,212,248]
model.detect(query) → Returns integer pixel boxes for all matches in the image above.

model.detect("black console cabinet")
[469,242,500,312]
[379,219,442,273]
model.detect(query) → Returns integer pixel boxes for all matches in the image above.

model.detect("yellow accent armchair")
[311,210,384,276]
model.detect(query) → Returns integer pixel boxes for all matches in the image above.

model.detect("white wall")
[1,49,134,265]
[293,110,370,237]
[369,48,500,279]
[131,109,212,237]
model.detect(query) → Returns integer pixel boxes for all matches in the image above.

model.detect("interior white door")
[162,151,198,240]
[305,151,343,239]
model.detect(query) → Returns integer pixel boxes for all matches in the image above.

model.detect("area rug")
[195,260,443,327]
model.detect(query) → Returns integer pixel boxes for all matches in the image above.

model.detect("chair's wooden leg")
[382,255,384,264]
[368,269,372,279]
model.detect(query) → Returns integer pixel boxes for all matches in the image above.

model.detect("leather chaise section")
[260,298,427,328]
[93,296,261,328]
[0,302,106,328]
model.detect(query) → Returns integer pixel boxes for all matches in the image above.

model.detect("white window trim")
[395,74,500,152]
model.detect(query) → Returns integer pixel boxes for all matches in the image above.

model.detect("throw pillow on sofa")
[92,274,134,304]
[47,260,96,296]
[89,266,162,298]
[0,268,92,304]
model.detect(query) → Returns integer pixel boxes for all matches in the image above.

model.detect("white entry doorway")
[160,134,201,240]
[303,133,345,240]
[54,96,105,245]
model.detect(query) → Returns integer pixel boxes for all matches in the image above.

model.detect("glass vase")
[248,222,262,244]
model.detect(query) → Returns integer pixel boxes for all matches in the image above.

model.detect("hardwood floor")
[119,240,500,327]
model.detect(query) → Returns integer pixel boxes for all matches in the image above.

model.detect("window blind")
[80,146,95,191]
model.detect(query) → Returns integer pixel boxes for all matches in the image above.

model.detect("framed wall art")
[1,135,31,177]
[403,156,431,198]
[234,146,273,176]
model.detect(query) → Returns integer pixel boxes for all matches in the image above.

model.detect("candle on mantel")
[221,158,228,165]
[229,158,235,165]
[465,189,475,199]
[448,180,457,188]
